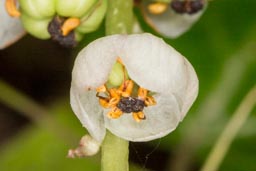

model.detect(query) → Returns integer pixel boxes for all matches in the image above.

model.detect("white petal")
[70,85,106,142]
[142,1,207,38]
[180,58,199,118]
[0,0,25,49]
[72,34,125,91]
[121,33,188,94]
[104,93,181,142]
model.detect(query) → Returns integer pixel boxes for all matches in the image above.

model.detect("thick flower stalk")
[0,0,25,49]
[5,0,107,47]
[140,0,207,38]
[70,33,198,143]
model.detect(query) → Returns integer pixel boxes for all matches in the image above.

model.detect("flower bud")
[21,13,51,39]
[19,0,55,19]
[76,0,107,34]
[56,0,98,18]
[67,135,100,158]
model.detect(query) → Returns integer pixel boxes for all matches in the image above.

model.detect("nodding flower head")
[141,0,207,38]
[70,33,199,143]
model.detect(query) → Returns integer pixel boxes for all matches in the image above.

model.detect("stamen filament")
[5,0,20,17]
[61,18,80,36]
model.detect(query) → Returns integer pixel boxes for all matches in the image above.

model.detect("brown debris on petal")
[48,16,78,48]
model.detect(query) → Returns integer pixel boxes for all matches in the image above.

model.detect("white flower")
[0,0,25,49]
[70,33,198,143]
[141,0,207,38]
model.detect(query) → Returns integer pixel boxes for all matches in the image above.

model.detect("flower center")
[117,97,145,113]
[96,60,156,122]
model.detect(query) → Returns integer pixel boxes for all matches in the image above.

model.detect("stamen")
[108,90,120,107]
[107,107,123,119]
[61,18,80,36]
[145,96,156,106]
[117,57,123,65]
[118,80,134,97]
[132,111,145,122]
[148,2,168,15]
[5,0,20,17]
[98,98,110,108]
[138,87,148,100]
[96,85,107,93]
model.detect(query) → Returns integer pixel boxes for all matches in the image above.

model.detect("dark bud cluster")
[48,16,77,48]
[171,0,204,15]
[117,97,145,113]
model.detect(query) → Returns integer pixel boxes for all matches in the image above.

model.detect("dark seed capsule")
[171,0,185,14]
[48,16,77,48]
[117,97,145,113]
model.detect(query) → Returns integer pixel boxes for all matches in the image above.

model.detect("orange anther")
[98,98,110,108]
[5,0,20,17]
[96,85,107,93]
[117,57,123,65]
[118,80,134,97]
[145,96,156,106]
[148,2,168,15]
[107,107,123,119]
[138,87,148,100]
[132,111,145,122]
[61,17,80,36]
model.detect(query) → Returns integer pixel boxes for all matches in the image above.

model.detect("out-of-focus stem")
[105,0,133,35]
[201,85,256,171]
[169,40,256,171]
[0,79,76,144]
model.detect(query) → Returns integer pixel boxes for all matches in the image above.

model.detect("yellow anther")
[61,17,80,36]
[5,0,20,17]
[117,57,123,65]
[96,85,107,93]
[107,107,123,119]
[145,96,156,106]
[118,80,134,97]
[148,2,168,15]
[138,87,148,100]
[98,98,110,108]
[132,111,145,122]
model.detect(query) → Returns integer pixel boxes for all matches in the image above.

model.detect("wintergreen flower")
[70,33,198,143]
[141,0,207,38]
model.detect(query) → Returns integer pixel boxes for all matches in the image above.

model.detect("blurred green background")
[0,0,255,171]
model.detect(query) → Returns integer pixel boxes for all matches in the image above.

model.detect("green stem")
[102,1,133,170]
[105,0,133,35]
[201,85,256,171]
[101,131,129,171]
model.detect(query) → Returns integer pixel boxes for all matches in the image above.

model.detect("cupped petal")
[142,1,207,38]
[0,0,25,49]
[72,34,125,91]
[71,33,198,142]
[104,93,181,142]
[121,33,188,94]
[180,58,199,118]
[70,85,106,142]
